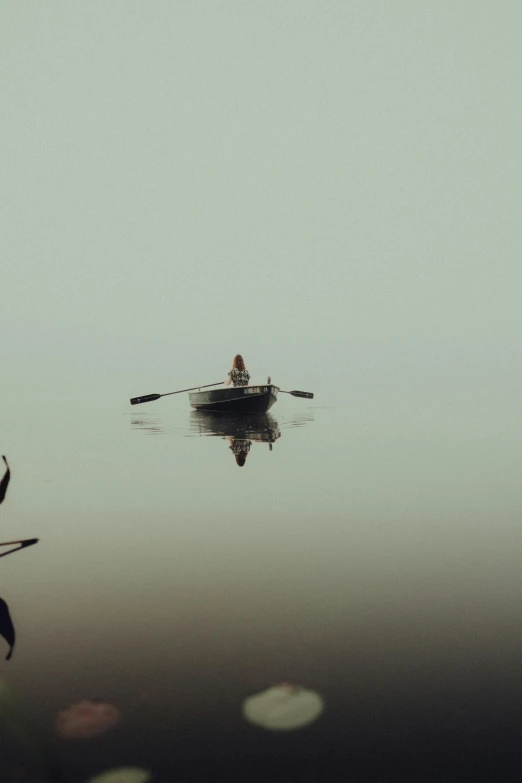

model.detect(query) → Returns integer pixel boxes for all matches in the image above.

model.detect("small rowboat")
[189,384,279,413]
[130,382,311,409]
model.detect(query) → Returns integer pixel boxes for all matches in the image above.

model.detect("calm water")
[1,392,522,781]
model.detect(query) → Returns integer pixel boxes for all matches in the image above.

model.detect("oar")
[279,389,314,399]
[130,381,224,406]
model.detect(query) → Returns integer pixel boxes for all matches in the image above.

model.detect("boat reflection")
[190,412,281,467]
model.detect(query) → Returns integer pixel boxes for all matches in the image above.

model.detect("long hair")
[235,452,247,467]
[233,354,245,370]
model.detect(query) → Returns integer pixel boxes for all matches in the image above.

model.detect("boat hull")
[189,385,279,413]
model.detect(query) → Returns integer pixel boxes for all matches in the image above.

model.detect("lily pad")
[242,684,324,731]
[56,699,120,739]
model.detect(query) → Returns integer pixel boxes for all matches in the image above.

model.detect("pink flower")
[56,700,120,739]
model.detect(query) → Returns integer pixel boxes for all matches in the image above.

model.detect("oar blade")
[130,394,161,405]
[20,538,39,549]
[289,390,314,399]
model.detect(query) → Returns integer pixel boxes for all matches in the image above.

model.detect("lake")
[1,390,521,781]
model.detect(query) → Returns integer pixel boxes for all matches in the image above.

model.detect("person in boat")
[225,354,250,387]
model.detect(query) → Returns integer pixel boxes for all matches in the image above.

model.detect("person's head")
[233,354,245,370]
[235,452,247,467]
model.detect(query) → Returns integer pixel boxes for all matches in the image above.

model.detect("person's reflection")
[0,456,10,504]
[190,412,281,466]
[227,437,252,467]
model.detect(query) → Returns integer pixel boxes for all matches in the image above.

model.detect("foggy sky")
[2,2,520,402]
